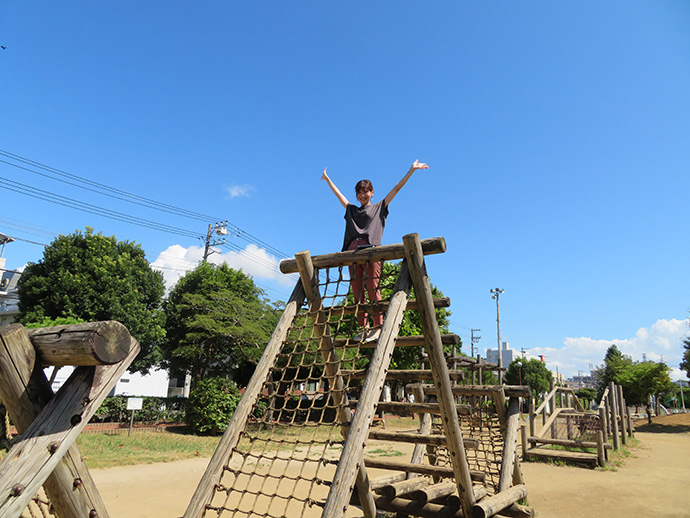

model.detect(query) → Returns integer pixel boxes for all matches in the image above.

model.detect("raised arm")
[321,167,350,208]
[383,159,429,206]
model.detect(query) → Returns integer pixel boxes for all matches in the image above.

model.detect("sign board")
[126,397,144,411]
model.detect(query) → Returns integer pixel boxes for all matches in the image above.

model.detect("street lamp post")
[490,288,505,383]
[517,361,523,413]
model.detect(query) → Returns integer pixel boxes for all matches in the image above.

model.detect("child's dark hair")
[355,179,374,193]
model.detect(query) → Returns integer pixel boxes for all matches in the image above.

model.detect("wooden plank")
[609,382,620,451]
[379,477,430,499]
[184,280,306,518]
[525,448,598,464]
[535,408,563,439]
[403,233,475,518]
[528,436,611,450]
[368,430,479,449]
[27,321,132,366]
[0,338,140,518]
[0,324,110,518]
[279,236,446,273]
[321,257,413,518]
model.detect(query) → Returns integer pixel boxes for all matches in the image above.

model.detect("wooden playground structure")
[0,232,633,518]
[522,382,634,468]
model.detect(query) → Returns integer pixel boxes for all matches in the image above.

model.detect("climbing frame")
[184,233,534,518]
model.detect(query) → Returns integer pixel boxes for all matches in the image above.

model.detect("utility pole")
[471,329,481,358]
[490,288,505,383]
[203,221,229,263]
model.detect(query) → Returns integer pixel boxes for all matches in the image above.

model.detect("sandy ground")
[90,414,690,518]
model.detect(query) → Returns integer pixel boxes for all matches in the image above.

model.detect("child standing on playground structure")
[321,159,429,342]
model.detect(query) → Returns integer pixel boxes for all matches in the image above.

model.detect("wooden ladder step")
[348,400,472,416]
[368,430,479,449]
[333,334,458,348]
[342,369,465,382]
[363,457,486,483]
[320,297,450,316]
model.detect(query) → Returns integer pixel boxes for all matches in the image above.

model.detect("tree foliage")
[680,314,690,378]
[377,261,453,370]
[17,228,166,373]
[504,358,553,396]
[162,262,279,386]
[595,344,676,423]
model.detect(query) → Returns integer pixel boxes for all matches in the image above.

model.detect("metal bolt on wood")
[48,441,59,454]
[10,484,24,497]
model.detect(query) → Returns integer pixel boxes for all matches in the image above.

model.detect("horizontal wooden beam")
[348,400,472,415]
[320,297,450,316]
[341,369,465,382]
[27,321,133,366]
[279,236,446,273]
[411,384,531,398]
[368,430,479,449]
[528,436,611,450]
[334,334,458,349]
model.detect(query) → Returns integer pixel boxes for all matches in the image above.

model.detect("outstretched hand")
[410,159,429,172]
[321,167,328,181]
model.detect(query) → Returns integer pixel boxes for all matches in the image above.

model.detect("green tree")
[17,228,165,373]
[504,358,553,397]
[593,344,634,395]
[680,314,690,377]
[162,262,279,387]
[619,360,676,424]
[377,261,453,370]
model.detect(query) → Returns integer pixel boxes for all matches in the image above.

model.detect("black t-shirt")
[342,200,389,251]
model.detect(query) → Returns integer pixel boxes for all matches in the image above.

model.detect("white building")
[49,366,172,397]
[486,342,519,368]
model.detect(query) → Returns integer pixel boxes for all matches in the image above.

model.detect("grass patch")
[75,430,221,469]
[368,447,404,457]
[598,437,640,472]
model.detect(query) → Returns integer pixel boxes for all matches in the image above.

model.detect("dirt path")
[90,415,690,518]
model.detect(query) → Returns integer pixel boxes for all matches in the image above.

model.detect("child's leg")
[349,263,368,327]
[347,239,369,327]
[365,260,383,327]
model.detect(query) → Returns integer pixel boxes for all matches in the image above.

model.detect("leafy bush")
[186,377,241,435]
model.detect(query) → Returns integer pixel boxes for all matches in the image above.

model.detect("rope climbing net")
[206,262,389,517]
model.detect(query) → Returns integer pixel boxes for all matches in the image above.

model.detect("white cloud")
[224,184,254,198]
[529,318,690,381]
[150,242,295,292]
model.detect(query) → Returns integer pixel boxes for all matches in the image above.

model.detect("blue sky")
[2,2,689,380]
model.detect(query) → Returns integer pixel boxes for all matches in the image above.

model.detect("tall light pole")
[491,288,505,383]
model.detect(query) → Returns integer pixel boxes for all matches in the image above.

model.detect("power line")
[0,149,291,259]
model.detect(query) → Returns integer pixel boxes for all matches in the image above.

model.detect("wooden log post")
[596,430,606,467]
[184,280,306,518]
[529,400,536,438]
[598,406,609,461]
[498,397,521,492]
[319,252,414,518]
[0,333,141,518]
[27,321,132,366]
[617,384,628,445]
[403,233,475,518]
[410,385,435,481]
[521,423,528,457]
[609,382,621,451]
[380,477,430,499]
[471,484,528,518]
[0,323,111,518]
